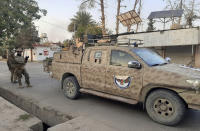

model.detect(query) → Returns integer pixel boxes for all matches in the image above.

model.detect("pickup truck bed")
[52,47,83,83]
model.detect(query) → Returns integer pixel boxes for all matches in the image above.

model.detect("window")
[110,50,135,67]
[132,48,167,66]
[44,50,49,56]
[94,51,102,59]
[94,51,102,64]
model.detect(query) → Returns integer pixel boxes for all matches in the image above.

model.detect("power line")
[38,20,67,31]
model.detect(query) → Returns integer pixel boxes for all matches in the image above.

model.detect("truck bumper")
[179,91,200,110]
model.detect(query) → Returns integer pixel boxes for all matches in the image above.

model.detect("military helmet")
[9,50,15,54]
[16,48,23,52]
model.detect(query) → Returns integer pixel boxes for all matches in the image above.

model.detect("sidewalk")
[0,96,43,131]
[48,116,118,131]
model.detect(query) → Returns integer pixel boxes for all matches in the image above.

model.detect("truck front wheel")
[62,76,80,99]
[145,89,186,126]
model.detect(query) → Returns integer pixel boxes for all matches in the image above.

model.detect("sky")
[33,0,191,42]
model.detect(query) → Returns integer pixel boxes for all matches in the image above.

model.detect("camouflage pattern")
[54,46,82,64]
[50,46,200,110]
[43,58,53,72]
[7,51,17,83]
[14,54,31,88]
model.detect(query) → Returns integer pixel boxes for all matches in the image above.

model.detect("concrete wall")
[24,49,36,61]
[153,45,200,67]
[24,46,61,61]
[164,46,194,66]
[195,45,200,67]
[34,47,53,61]
[118,28,200,47]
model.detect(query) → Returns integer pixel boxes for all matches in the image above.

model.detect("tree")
[127,0,142,32]
[68,11,95,33]
[116,0,122,34]
[146,19,156,31]
[63,39,73,47]
[87,25,102,35]
[68,11,101,38]
[15,24,40,49]
[183,0,200,27]
[80,0,106,35]
[0,0,46,48]
[163,0,200,27]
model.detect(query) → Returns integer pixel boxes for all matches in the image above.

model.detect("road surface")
[0,61,200,131]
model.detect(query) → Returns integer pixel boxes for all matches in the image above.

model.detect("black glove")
[25,56,29,61]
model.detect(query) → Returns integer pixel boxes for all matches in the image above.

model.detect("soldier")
[7,50,17,83]
[14,48,32,88]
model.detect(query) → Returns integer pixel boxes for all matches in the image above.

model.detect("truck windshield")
[131,48,167,66]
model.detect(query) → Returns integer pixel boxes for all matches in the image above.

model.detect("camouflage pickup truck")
[48,46,200,126]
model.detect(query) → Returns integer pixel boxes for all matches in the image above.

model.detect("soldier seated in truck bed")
[46,45,200,126]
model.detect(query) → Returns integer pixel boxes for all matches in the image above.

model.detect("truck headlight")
[186,80,200,94]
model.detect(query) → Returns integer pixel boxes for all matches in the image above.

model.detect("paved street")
[0,61,200,131]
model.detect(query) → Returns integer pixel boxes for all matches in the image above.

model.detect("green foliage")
[63,39,73,47]
[16,114,32,121]
[14,24,40,48]
[0,0,46,49]
[79,0,106,35]
[68,11,102,38]
[146,19,156,31]
[87,25,102,35]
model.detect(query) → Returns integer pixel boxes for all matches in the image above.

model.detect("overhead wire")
[37,20,68,31]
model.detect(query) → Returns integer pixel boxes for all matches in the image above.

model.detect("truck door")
[105,49,143,99]
[81,48,108,92]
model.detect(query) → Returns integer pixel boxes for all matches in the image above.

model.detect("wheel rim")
[63,79,76,98]
[153,98,174,118]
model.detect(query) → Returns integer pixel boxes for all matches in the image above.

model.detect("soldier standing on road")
[14,48,32,88]
[7,50,17,83]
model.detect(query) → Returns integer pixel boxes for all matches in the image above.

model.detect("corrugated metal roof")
[148,9,184,19]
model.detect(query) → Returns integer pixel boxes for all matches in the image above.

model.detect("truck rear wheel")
[145,89,186,126]
[62,76,80,99]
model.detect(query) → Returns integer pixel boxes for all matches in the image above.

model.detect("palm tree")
[68,11,95,33]
[68,11,102,38]
[80,0,106,35]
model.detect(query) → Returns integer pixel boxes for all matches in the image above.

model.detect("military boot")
[18,84,24,88]
[26,84,32,88]
[25,79,32,88]
[18,79,24,88]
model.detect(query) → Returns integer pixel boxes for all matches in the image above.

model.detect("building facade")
[118,27,200,67]
[24,43,61,61]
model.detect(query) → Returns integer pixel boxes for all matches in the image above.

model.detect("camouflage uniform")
[14,48,31,88]
[7,50,17,83]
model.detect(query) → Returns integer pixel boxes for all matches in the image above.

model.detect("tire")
[62,76,80,99]
[145,89,186,126]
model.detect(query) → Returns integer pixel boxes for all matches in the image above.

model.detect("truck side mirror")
[128,61,142,69]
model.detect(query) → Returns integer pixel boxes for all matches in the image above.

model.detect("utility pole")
[127,0,140,32]
[178,0,183,24]
[116,0,126,34]
[136,0,142,32]
[100,0,106,35]
[133,0,139,11]
[116,0,121,34]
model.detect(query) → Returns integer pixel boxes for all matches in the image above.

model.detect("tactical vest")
[15,56,25,64]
